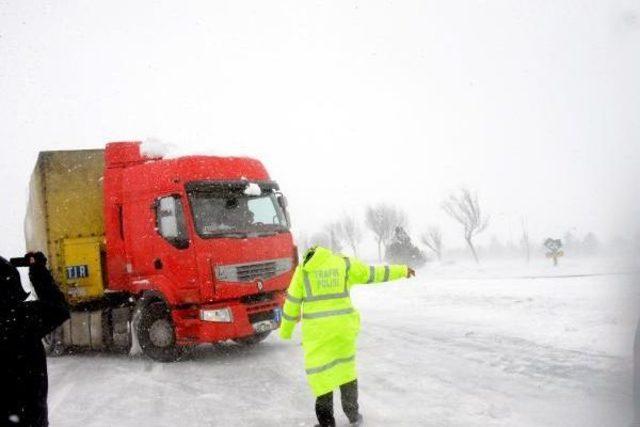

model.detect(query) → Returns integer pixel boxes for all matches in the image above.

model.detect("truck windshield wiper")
[253,231,278,237]
[206,231,249,239]
[203,226,288,239]
[254,225,288,233]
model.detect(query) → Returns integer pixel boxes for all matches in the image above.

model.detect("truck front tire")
[137,302,185,362]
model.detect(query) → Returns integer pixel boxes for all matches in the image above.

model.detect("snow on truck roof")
[104,141,272,186]
[140,138,251,160]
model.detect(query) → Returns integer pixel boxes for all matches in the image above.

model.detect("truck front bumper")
[171,291,285,344]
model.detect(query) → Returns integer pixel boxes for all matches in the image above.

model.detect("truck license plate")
[253,320,277,333]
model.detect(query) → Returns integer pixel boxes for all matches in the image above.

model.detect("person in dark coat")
[0,252,70,427]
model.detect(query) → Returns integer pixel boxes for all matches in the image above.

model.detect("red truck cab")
[103,142,295,361]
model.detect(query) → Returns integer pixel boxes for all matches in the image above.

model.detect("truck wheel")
[43,327,65,356]
[233,331,271,346]
[137,302,185,362]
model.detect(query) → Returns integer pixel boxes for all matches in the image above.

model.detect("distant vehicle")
[25,142,296,361]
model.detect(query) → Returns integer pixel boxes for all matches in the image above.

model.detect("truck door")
[151,195,199,299]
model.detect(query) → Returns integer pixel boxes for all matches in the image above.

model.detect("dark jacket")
[0,256,70,427]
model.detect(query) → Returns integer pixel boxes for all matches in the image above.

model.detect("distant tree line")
[296,186,620,268]
[297,187,488,267]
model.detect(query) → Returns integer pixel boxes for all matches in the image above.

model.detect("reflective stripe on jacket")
[279,246,408,396]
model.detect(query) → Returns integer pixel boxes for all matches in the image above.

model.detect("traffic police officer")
[280,246,415,427]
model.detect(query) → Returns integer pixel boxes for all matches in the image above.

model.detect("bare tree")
[339,214,363,256]
[544,238,563,266]
[520,218,531,263]
[420,227,443,261]
[441,188,489,263]
[365,204,407,261]
[323,222,343,252]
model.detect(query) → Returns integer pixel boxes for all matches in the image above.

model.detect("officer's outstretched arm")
[346,258,408,288]
[279,266,304,340]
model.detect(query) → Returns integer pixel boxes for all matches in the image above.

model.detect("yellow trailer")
[25,149,106,305]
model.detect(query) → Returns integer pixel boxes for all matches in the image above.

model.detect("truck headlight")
[200,308,233,323]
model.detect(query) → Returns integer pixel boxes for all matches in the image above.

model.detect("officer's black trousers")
[315,379,359,427]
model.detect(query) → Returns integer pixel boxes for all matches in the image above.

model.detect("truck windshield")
[188,189,289,238]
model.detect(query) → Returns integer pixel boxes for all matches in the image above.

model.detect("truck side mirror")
[276,193,291,227]
[276,193,288,209]
[158,197,180,239]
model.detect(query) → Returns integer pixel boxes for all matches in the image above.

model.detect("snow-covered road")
[48,259,639,426]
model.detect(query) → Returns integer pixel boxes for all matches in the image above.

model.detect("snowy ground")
[48,257,640,427]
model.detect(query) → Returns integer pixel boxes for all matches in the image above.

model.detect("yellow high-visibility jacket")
[280,246,408,396]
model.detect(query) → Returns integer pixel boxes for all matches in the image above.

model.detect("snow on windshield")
[243,182,262,196]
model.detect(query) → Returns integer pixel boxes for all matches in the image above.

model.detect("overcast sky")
[1,0,639,257]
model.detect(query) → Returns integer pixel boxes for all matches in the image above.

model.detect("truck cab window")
[189,188,289,238]
[156,196,189,249]
[248,196,286,226]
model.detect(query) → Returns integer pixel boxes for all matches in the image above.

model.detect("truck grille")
[237,262,276,281]
[215,258,292,283]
